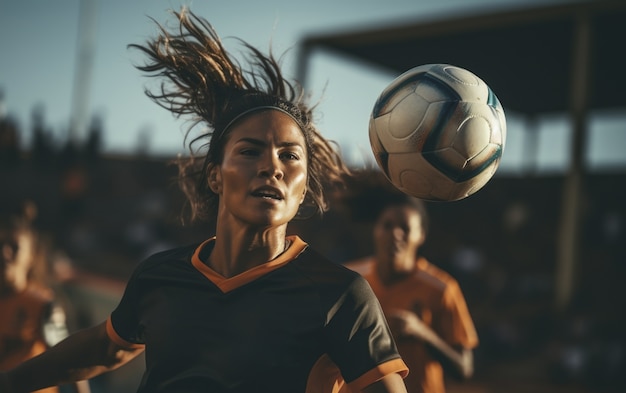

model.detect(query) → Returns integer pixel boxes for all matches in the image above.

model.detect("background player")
[342,172,479,393]
[0,200,90,393]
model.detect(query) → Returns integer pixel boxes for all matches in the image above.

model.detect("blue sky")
[1,0,623,174]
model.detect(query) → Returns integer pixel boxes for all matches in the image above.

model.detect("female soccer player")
[0,8,408,393]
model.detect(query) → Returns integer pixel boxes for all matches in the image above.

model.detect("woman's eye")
[281,151,300,160]
[240,148,259,156]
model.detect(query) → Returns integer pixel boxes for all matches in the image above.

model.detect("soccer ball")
[369,64,506,201]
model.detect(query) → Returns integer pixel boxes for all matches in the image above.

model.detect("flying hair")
[128,7,349,222]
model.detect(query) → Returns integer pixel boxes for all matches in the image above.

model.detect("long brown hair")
[129,8,349,222]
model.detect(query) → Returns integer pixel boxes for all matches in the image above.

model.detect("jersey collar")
[191,235,307,293]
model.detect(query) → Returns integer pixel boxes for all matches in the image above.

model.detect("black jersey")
[107,236,407,393]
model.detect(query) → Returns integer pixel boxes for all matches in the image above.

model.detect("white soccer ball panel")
[386,152,458,201]
[426,64,492,102]
[387,93,430,139]
[453,115,493,159]
[432,102,504,157]
[371,111,426,154]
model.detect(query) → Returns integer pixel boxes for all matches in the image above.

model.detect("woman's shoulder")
[132,243,200,274]
[291,246,368,292]
[296,247,357,273]
[292,248,382,318]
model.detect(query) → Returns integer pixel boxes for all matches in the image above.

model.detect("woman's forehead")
[225,109,306,145]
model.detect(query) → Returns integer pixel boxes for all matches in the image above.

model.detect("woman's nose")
[258,154,283,179]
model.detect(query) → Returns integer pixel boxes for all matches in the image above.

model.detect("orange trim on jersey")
[105,317,145,349]
[191,235,308,293]
[305,354,346,393]
[347,358,409,392]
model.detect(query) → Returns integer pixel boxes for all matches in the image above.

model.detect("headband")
[220,105,305,137]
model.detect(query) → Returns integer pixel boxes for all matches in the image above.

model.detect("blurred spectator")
[0,200,90,393]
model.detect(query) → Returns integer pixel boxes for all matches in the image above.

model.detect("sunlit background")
[1,1,625,392]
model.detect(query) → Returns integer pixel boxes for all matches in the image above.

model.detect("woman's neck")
[207,223,288,278]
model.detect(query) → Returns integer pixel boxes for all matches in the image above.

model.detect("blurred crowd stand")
[1,102,625,392]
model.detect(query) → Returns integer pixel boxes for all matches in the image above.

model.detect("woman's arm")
[2,321,144,393]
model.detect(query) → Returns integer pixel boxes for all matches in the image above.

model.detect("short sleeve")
[107,267,145,347]
[325,275,408,389]
[439,280,479,349]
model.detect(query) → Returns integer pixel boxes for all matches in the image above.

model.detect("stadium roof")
[297,0,626,117]
[297,0,626,310]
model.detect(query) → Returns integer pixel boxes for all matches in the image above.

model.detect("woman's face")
[373,205,425,274]
[209,110,308,228]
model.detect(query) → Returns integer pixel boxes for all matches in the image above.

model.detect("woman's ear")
[207,164,222,194]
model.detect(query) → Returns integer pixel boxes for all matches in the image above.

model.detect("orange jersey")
[346,257,478,393]
[0,286,59,393]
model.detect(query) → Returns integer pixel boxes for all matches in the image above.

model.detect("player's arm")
[1,320,144,393]
[42,303,93,393]
[387,310,473,380]
[361,373,407,393]
[426,342,473,381]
